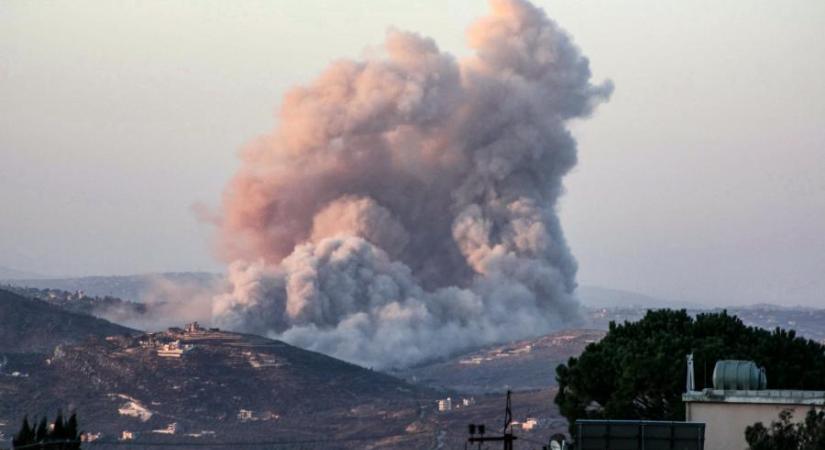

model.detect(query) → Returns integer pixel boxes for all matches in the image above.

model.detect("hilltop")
[0,315,443,449]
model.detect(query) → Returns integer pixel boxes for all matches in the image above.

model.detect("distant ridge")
[4,272,221,302]
[0,265,44,281]
[0,288,137,353]
[576,285,706,309]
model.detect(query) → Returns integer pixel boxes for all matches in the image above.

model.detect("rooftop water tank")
[712,360,767,390]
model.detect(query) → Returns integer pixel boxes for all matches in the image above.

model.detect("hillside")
[0,323,448,449]
[2,284,147,321]
[0,289,136,353]
[391,329,606,394]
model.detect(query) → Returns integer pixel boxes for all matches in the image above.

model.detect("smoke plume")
[212,0,612,369]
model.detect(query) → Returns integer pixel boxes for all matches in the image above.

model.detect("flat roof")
[683,389,825,406]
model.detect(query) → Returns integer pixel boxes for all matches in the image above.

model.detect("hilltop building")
[437,397,452,412]
[157,340,193,358]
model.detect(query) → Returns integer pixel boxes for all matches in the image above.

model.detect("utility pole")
[467,390,517,450]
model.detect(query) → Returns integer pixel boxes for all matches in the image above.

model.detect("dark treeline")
[13,411,81,450]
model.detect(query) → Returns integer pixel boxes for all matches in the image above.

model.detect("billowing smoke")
[211,0,612,369]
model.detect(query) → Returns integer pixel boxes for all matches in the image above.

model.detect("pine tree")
[51,410,65,441]
[10,412,83,449]
[12,415,34,448]
[35,416,48,443]
[65,414,80,450]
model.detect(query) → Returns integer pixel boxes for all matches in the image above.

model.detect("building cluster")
[237,409,280,423]
[437,396,475,412]
[80,432,101,442]
[136,323,226,358]
[138,334,194,358]
[156,340,193,358]
[510,417,539,431]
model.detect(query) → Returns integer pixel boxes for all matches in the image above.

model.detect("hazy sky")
[1,0,824,306]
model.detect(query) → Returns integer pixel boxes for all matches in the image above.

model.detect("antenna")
[503,390,513,433]
[467,391,517,450]
[686,353,696,392]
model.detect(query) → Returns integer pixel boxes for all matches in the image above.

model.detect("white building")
[157,340,193,358]
[152,423,177,435]
[184,322,202,334]
[81,432,101,442]
[522,418,538,431]
[684,389,825,450]
[437,397,452,412]
[238,409,254,422]
[120,431,135,441]
[683,358,825,450]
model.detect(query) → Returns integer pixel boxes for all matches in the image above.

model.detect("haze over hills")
[4,273,696,309]
[391,329,606,394]
[0,289,137,353]
[575,285,705,309]
[0,265,44,281]
[1,272,221,303]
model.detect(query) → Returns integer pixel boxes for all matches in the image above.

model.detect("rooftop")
[683,389,825,406]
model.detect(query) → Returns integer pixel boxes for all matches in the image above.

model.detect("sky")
[1,0,823,307]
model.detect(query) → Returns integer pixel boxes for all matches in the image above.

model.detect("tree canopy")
[555,309,825,435]
[746,408,825,450]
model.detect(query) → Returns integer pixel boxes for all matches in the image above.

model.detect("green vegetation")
[12,411,81,449]
[746,408,825,450]
[555,309,825,435]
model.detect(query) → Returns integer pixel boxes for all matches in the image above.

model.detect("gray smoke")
[211,0,612,369]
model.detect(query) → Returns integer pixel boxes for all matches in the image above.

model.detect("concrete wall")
[686,402,823,450]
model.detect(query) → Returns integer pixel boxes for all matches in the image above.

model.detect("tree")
[12,416,34,448]
[35,416,48,442]
[555,309,825,435]
[11,411,82,449]
[746,408,825,450]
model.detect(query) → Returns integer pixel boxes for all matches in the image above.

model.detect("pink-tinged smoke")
[212,0,612,369]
